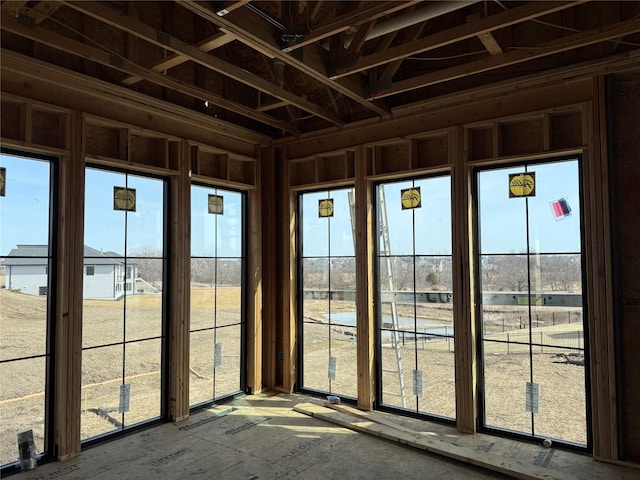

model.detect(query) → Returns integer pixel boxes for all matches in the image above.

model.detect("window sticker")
[509,172,536,198]
[113,186,136,211]
[328,356,337,380]
[318,198,334,217]
[401,187,421,209]
[526,382,539,413]
[208,194,224,214]
[551,197,572,220]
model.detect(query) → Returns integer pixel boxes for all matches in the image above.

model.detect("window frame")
[295,185,358,400]
[372,172,456,423]
[188,182,248,410]
[472,154,592,452]
[0,148,58,474]
[80,163,170,446]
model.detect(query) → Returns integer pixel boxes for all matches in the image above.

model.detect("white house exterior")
[4,244,136,300]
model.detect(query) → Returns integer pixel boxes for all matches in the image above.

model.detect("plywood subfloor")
[10,393,640,480]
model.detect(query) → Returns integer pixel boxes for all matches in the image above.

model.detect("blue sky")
[0,154,51,256]
[478,159,581,254]
[191,184,243,258]
[300,159,581,258]
[2,153,581,258]
[0,154,245,258]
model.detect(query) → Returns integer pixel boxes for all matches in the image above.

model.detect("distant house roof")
[4,244,134,266]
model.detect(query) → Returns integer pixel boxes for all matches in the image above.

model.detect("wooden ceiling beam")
[63,1,343,127]
[180,0,389,117]
[0,14,298,134]
[346,20,376,56]
[213,0,251,17]
[380,20,427,83]
[331,0,585,79]
[259,56,299,127]
[467,13,503,55]
[1,48,270,146]
[282,1,420,52]
[368,17,640,99]
[257,100,289,112]
[121,31,235,86]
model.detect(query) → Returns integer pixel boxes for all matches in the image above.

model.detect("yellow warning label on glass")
[401,187,421,209]
[318,198,334,217]
[208,194,224,214]
[113,187,136,211]
[509,172,535,198]
[0,167,5,197]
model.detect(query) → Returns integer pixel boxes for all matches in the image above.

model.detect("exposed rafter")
[64,1,343,127]
[1,0,637,139]
[280,1,420,52]
[0,13,298,134]
[180,0,390,117]
[329,1,584,79]
[368,17,640,99]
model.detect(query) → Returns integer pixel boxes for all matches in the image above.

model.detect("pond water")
[323,311,454,337]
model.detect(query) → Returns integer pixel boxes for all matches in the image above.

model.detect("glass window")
[81,167,167,442]
[298,187,357,399]
[189,185,245,407]
[476,158,589,448]
[375,175,455,420]
[0,151,55,469]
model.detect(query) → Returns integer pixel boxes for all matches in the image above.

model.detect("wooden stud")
[261,145,277,389]
[246,147,264,394]
[20,103,31,144]
[585,76,618,461]
[282,151,297,392]
[452,126,476,434]
[355,145,375,410]
[54,111,85,460]
[167,139,191,422]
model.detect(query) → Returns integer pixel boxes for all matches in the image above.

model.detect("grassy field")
[0,286,587,466]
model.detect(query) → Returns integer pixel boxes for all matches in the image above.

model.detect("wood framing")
[246,150,264,395]
[582,76,618,461]
[355,146,375,411]
[452,125,476,434]
[55,111,84,460]
[167,139,191,422]
[3,1,640,471]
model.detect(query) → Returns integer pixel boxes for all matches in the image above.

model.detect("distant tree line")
[303,254,581,293]
[130,247,242,286]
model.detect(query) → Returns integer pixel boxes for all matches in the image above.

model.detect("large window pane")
[477,158,588,448]
[82,167,167,442]
[1,152,54,467]
[190,185,245,407]
[376,175,454,420]
[298,187,357,399]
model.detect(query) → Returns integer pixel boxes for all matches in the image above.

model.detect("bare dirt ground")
[1,287,587,466]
